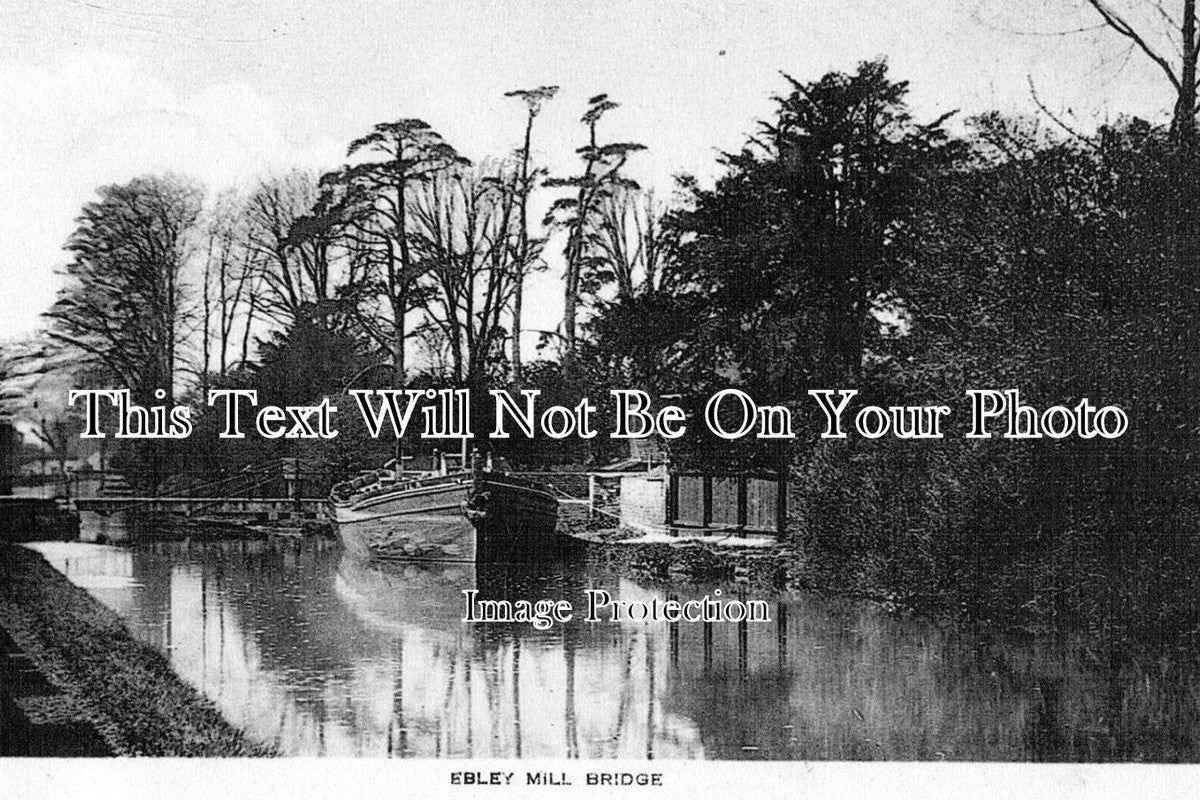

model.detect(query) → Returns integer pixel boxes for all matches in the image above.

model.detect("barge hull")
[329,471,561,563]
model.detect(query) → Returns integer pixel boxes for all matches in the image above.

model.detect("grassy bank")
[0,543,274,756]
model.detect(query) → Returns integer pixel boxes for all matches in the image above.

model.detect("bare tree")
[409,167,521,389]
[1083,0,1198,144]
[244,170,339,327]
[590,187,680,301]
[27,406,83,485]
[503,86,558,384]
[0,339,49,419]
[44,175,203,403]
[199,190,257,383]
[545,95,645,379]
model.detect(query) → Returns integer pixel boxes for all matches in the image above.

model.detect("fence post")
[664,473,670,527]
[776,472,786,535]
[281,458,301,516]
[588,474,596,520]
[737,474,748,537]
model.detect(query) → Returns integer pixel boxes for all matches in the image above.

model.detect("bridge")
[73,459,326,523]
[73,496,324,520]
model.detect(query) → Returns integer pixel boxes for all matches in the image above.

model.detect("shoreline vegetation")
[0,542,274,757]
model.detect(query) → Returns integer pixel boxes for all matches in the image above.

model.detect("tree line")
[24,0,1200,642]
[33,55,1200,476]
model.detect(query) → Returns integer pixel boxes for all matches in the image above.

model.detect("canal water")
[27,533,1200,760]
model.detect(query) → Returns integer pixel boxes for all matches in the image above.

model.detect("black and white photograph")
[1,1,1199,797]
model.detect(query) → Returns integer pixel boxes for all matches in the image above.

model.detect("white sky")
[0,0,1180,345]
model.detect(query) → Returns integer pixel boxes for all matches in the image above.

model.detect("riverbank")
[574,524,916,616]
[0,543,274,756]
[581,531,785,587]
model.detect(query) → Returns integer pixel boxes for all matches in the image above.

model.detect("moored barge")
[326,455,561,562]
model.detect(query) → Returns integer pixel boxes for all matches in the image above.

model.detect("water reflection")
[29,534,1200,760]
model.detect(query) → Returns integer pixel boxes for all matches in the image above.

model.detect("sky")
[0,0,1182,346]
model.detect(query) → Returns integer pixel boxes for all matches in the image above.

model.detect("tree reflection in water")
[30,535,1200,761]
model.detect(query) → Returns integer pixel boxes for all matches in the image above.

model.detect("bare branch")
[1086,0,1182,89]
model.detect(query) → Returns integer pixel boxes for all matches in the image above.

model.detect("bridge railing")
[74,459,337,521]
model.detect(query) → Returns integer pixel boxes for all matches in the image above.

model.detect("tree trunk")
[512,269,525,383]
[393,155,412,392]
[562,198,589,382]
[561,120,599,382]
[393,295,406,390]
[511,112,535,386]
[1178,0,1198,147]
[241,293,257,367]
[562,272,578,380]
[165,269,176,405]
[1176,0,1200,441]
[450,317,464,386]
[201,253,212,396]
